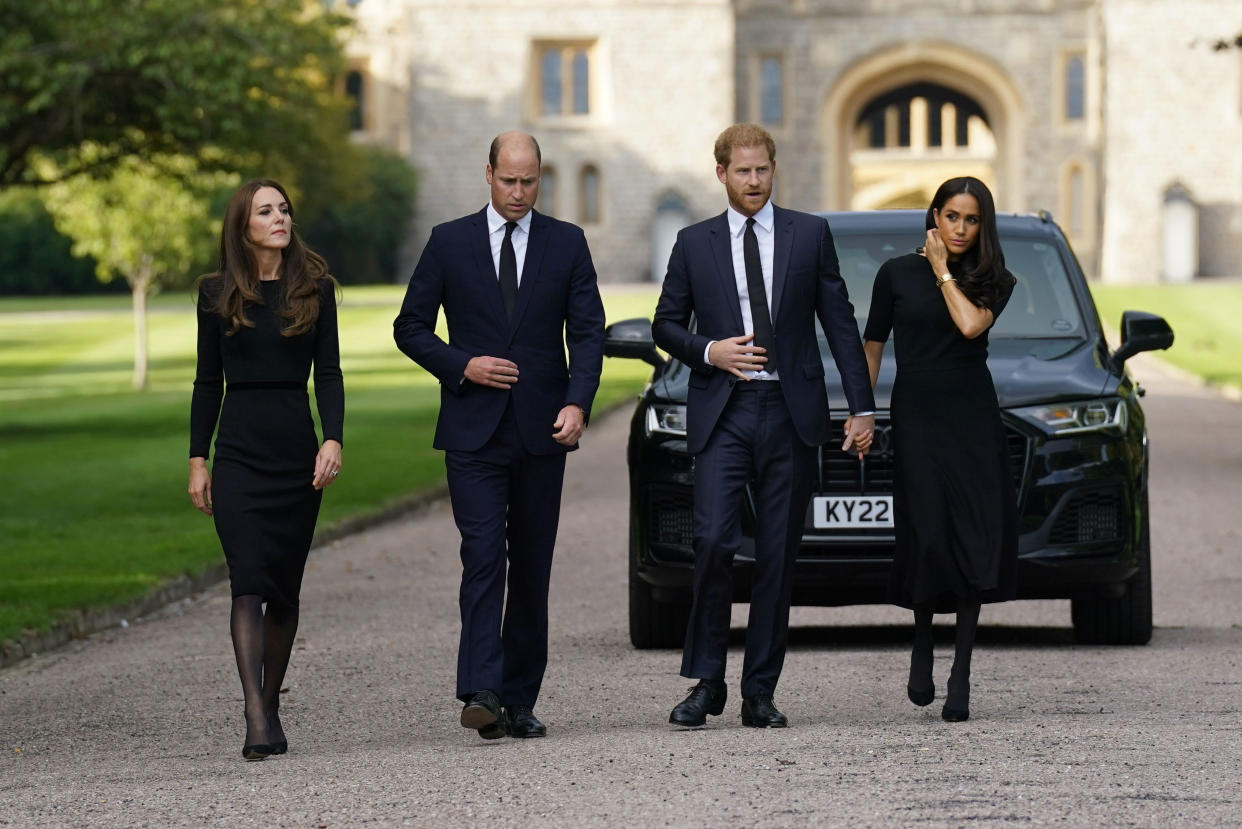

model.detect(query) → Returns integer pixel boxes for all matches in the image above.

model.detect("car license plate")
[812,496,894,529]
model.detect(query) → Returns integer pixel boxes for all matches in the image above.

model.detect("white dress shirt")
[485,203,532,284]
[703,199,779,380]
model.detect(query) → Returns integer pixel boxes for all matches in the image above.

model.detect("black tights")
[909,599,982,705]
[230,595,299,746]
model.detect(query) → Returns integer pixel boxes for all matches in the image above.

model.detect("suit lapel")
[469,208,509,328]
[770,205,794,321]
[708,212,745,333]
[508,209,547,342]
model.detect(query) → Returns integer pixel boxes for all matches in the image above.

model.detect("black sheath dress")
[190,278,343,607]
[864,254,1017,610]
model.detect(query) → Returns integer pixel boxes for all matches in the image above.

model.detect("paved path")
[3,355,1241,827]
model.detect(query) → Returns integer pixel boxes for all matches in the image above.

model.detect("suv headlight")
[1013,397,1128,436]
[645,403,688,437]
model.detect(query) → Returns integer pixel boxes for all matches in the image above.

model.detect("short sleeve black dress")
[863,254,1017,611]
[190,278,344,608]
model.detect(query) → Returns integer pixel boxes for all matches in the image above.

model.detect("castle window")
[579,165,601,224]
[540,165,558,216]
[345,68,366,132]
[759,56,784,125]
[535,41,596,117]
[1065,54,1085,121]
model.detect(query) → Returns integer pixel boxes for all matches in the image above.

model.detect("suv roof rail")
[1037,209,1054,223]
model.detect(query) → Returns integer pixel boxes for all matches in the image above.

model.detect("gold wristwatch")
[935,272,956,287]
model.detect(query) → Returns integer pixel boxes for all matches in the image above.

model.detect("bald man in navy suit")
[395,132,605,740]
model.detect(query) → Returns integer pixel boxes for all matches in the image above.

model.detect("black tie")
[499,221,518,321]
[743,217,775,360]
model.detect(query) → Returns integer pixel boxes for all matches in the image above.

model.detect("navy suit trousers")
[681,382,816,697]
[445,402,566,707]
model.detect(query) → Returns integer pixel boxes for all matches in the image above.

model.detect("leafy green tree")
[42,151,237,388]
[0,0,350,187]
[0,189,102,294]
[302,146,418,284]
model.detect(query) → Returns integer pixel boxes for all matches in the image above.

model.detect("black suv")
[605,210,1173,649]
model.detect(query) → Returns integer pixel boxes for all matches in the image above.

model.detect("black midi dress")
[863,253,1017,610]
[190,278,343,608]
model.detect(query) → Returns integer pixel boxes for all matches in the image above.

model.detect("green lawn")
[0,285,661,643]
[1088,280,1242,389]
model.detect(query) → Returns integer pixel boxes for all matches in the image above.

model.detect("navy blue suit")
[652,205,874,697]
[395,207,604,707]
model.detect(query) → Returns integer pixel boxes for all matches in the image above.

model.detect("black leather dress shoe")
[477,721,507,740]
[669,680,727,727]
[740,695,788,728]
[504,705,547,738]
[461,690,502,732]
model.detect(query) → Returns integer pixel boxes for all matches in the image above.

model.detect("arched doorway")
[820,42,1025,212]
[851,82,996,210]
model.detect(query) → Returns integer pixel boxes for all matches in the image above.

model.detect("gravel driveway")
[2,355,1240,827]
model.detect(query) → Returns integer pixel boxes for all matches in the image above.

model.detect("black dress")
[863,254,1017,610]
[190,278,344,608]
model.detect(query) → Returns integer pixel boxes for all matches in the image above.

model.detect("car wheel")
[629,553,690,650]
[1070,502,1153,645]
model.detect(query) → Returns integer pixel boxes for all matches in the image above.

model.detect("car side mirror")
[604,317,664,368]
[1111,310,1174,365]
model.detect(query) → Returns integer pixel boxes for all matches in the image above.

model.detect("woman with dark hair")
[187,179,344,759]
[860,176,1018,722]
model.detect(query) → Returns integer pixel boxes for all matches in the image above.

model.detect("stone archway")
[820,42,1026,212]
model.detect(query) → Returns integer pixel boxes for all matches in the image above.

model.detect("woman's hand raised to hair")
[921,228,950,276]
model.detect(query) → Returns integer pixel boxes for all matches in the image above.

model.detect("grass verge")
[1089,280,1242,389]
[1,285,660,645]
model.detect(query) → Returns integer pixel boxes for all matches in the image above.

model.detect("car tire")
[1070,503,1153,645]
[629,555,691,649]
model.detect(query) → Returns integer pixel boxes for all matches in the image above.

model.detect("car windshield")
[833,232,1086,340]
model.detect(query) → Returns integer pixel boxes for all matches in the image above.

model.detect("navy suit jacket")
[394,208,605,455]
[652,205,875,455]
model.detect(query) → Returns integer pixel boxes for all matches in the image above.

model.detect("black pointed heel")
[941,676,970,722]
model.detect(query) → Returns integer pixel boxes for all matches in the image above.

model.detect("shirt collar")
[726,199,774,237]
[486,202,533,235]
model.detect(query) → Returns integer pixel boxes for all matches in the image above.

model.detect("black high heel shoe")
[941,676,970,722]
[907,643,934,707]
[242,743,274,760]
[908,683,935,707]
[242,709,274,760]
[267,709,288,755]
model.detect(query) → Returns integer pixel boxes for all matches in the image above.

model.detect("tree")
[0,0,350,187]
[0,189,102,294]
[302,146,418,284]
[42,151,237,389]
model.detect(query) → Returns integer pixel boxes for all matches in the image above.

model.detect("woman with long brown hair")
[861,176,1018,722]
[187,179,344,759]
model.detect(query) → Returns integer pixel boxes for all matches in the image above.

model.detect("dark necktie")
[499,221,518,321]
[743,217,775,360]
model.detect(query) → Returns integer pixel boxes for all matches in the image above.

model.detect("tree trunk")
[129,261,153,391]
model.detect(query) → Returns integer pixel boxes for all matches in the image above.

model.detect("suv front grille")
[820,419,1027,494]
[1048,487,1126,545]
[647,485,694,549]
